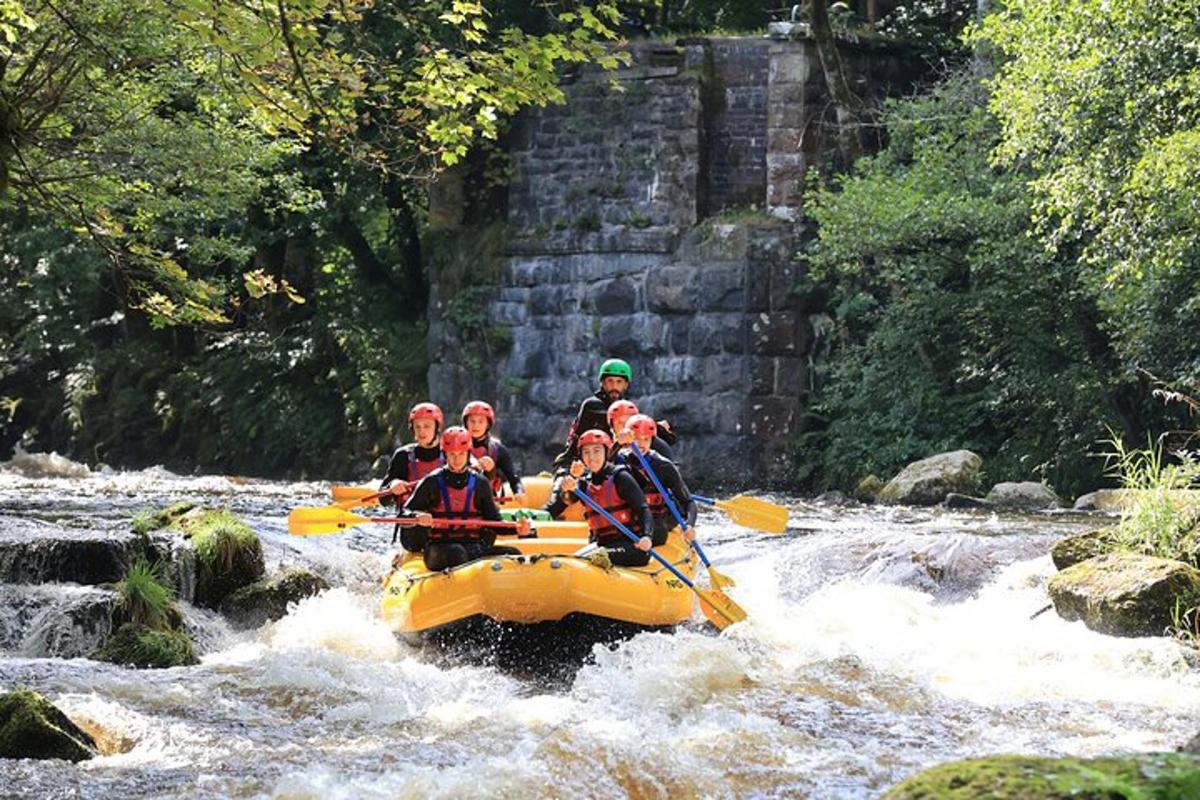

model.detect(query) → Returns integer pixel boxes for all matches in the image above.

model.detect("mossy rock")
[94,623,198,669]
[218,568,329,629]
[0,688,97,762]
[181,510,265,608]
[878,450,983,506]
[883,753,1200,799]
[131,502,197,536]
[853,474,885,503]
[984,481,1064,511]
[1051,528,1120,570]
[1047,552,1200,638]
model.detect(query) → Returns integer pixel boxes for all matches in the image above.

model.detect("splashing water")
[0,460,1197,798]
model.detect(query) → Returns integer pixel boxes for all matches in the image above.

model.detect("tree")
[973,0,1200,385]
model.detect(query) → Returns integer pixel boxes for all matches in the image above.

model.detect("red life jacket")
[408,449,444,482]
[616,450,665,520]
[583,468,637,545]
[429,471,480,542]
[469,437,503,495]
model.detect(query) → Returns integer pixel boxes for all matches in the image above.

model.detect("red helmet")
[606,400,639,429]
[578,429,613,451]
[626,414,657,439]
[408,402,444,428]
[440,426,472,453]
[461,400,495,425]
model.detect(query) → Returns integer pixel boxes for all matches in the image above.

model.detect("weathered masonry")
[429,35,921,483]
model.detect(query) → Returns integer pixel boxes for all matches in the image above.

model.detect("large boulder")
[1050,527,1120,570]
[853,474,885,503]
[883,753,1200,799]
[877,450,983,506]
[985,481,1064,511]
[218,568,329,629]
[0,688,97,762]
[94,623,198,669]
[1047,552,1200,637]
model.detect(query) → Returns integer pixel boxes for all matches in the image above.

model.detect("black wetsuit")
[471,435,523,496]
[379,443,443,506]
[616,447,698,537]
[567,463,659,567]
[553,389,679,468]
[401,467,520,571]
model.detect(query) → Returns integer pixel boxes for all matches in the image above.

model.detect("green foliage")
[131,503,196,536]
[187,511,261,573]
[974,0,1200,385]
[799,72,1113,494]
[115,561,176,631]
[1102,434,1200,564]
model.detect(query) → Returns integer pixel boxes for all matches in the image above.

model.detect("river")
[0,458,1196,799]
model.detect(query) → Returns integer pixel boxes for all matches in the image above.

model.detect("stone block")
[774,357,806,396]
[745,259,771,312]
[703,356,746,394]
[698,264,746,312]
[748,396,798,437]
[650,356,699,389]
[750,312,800,356]
[599,313,666,357]
[768,49,811,86]
[705,393,747,435]
[590,277,638,315]
[749,356,774,396]
[647,265,696,313]
[491,301,528,326]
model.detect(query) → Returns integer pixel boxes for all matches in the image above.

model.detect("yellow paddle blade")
[694,585,748,629]
[705,566,737,590]
[288,506,371,536]
[331,485,379,507]
[715,494,789,534]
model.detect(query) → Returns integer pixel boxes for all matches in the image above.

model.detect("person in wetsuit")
[551,358,677,469]
[401,426,531,571]
[379,402,445,507]
[615,413,697,541]
[461,400,524,500]
[560,429,662,568]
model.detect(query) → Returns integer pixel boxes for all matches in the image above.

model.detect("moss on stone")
[218,568,329,629]
[181,510,265,608]
[1048,551,1200,637]
[0,688,97,762]
[130,502,197,536]
[883,753,1200,799]
[94,623,198,669]
[1051,527,1120,570]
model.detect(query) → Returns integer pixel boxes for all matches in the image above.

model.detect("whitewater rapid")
[0,458,1196,799]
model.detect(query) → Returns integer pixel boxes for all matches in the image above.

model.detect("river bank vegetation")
[1,0,1196,494]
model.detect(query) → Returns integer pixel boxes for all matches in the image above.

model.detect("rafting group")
[289,358,787,637]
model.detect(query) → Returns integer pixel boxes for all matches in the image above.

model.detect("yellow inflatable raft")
[380,525,697,635]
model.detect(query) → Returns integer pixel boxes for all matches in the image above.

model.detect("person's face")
[601,376,628,400]
[581,443,607,473]
[412,419,437,447]
[610,412,633,434]
[634,434,654,453]
[465,414,490,438]
[445,450,470,471]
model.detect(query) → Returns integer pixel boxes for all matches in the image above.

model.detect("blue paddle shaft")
[629,443,714,570]
[573,486,697,590]
[693,494,716,506]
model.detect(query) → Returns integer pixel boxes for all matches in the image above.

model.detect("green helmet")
[597,358,632,384]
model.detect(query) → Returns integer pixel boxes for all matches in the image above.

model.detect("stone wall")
[428,36,922,486]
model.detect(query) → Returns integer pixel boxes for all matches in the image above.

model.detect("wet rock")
[93,623,198,669]
[1047,552,1200,637]
[0,688,97,762]
[1181,733,1200,754]
[985,481,1064,511]
[0,585,118,659]
[883,753,1200,799]
[853,474,884,503]
[182,511,265,609]
[1050,527,1120,570]
[0,517,139,586]
[942,493,994,510]
[219,568,329,629]
[877,450,983,506]
[814,490,857,506]
[1072,489,1124,511]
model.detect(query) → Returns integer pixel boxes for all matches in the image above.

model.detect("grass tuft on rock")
[116,560,175,630]
[1103,435,1200,564]
[184,510,265,607]
[131,502,197,536]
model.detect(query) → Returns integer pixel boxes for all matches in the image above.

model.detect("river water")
[0,459,1197,799]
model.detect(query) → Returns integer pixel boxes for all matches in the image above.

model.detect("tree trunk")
[384,180,428,316]
[866,0,877,25]
[809,0,864,165]
[330,214,399,294]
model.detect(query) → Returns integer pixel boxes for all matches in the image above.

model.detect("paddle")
[288,506,527,537]
[331,484,522,509]
[571,488,747,630]
[628,443,736,591]
[692,493,789,534]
